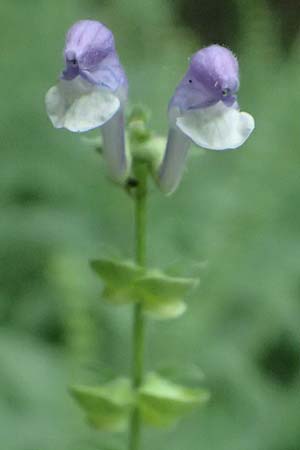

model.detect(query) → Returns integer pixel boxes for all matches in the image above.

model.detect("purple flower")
[158,45,255,194]
[45,20,129,183]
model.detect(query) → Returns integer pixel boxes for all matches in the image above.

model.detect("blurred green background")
[1,0,300,449]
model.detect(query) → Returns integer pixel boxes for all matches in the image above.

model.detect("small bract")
[158,44,255,195]
[45,20,129,183]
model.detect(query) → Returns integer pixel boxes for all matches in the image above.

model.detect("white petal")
[158,127,190,195]
[101,108,130,183]
[45,77,120,132]
[176,101,255,150]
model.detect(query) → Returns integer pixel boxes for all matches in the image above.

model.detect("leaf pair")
[90,258,199,319]
[70,373,209,432]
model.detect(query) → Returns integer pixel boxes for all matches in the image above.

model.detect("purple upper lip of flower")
[170,44,240,112]
[61,20,127,92]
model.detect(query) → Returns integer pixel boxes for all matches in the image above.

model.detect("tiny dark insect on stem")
[126,177,139,188]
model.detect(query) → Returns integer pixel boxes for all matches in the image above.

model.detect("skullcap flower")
[158,44,255,194]
[45,20,129,183]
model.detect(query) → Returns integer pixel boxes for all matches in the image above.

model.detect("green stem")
[129,162,148,450]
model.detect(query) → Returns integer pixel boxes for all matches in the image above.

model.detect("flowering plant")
[46,19,254,450]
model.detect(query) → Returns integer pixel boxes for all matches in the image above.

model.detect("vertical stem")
[129,162,148,450]
[134,163,147,267]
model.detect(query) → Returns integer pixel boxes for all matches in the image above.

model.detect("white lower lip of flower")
[176,101,255,151]
[45,76,120,132]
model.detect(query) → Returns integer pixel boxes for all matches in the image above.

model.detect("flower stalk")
[129,162,148,450]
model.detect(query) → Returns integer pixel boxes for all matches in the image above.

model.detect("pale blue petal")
[158,127,190,195]
[101,107,130,183]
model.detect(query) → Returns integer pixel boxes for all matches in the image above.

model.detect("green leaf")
[70,378,134,432]
[90,259,198,318]
[134,271,199,319]
[139,373,210,428]
[90,258,144,305]
[90,259,143,287]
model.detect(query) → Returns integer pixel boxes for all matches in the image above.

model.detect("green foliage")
[91,258,198,319]
[70,372,208,432]
[90,258,144,302]
[133,271,198,319]
[139,373,209,427]
[70,378,133,432]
